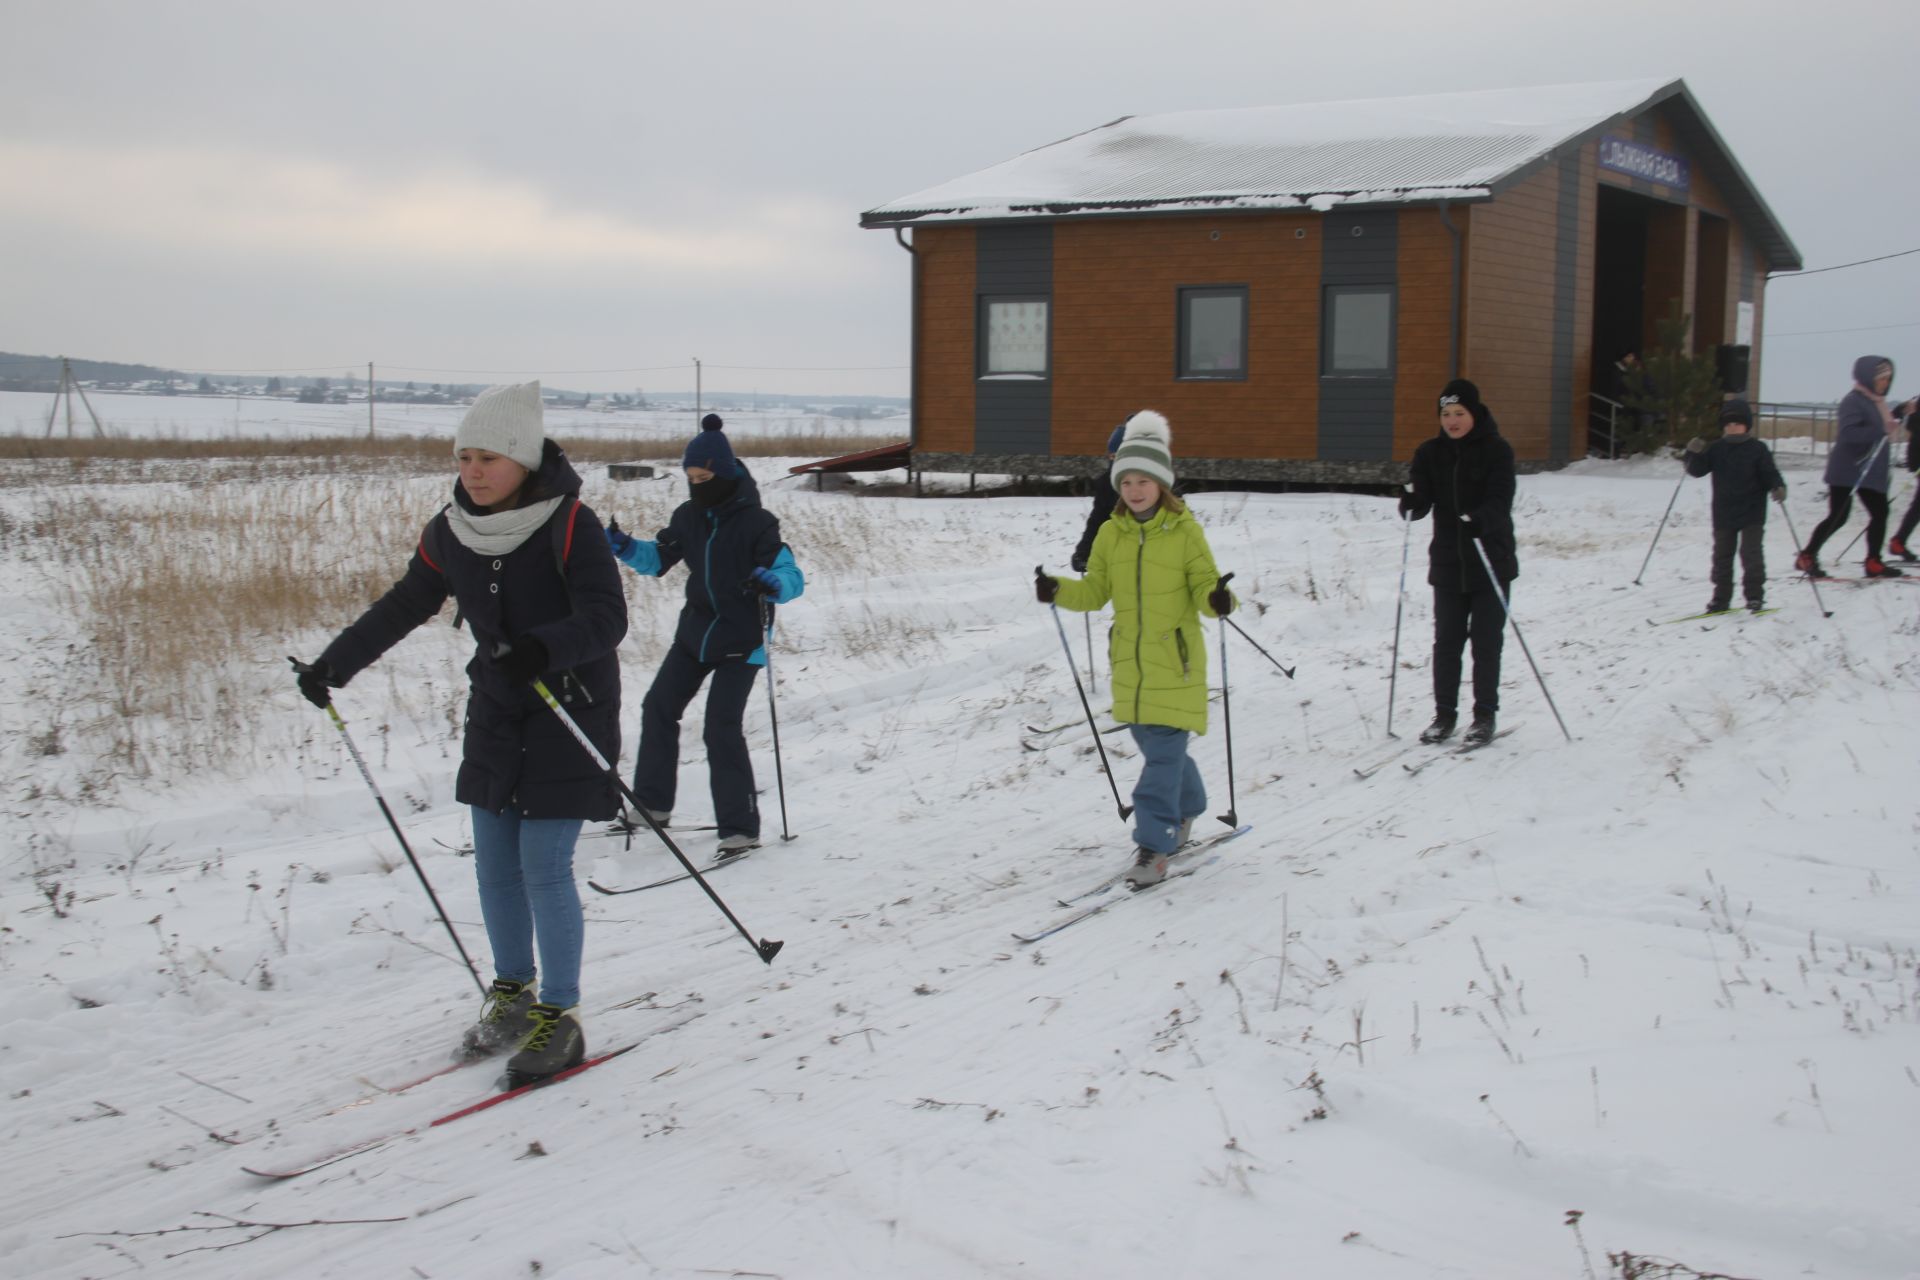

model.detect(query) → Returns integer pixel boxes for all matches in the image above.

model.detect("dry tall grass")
[4,433,939,800]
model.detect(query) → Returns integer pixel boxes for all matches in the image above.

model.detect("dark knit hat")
[1438,378,1490,430]
[1717,399,1754,428]
[1438,379,1481,414]
[683,413,737,472]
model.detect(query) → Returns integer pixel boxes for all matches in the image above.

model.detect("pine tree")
[1621,299,1726,455]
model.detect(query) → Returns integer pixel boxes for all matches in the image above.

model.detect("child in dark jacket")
[1684,399,1786,613]
[608,416,803,853]
[1400,379,1518,748]
[1889,396,1920,562]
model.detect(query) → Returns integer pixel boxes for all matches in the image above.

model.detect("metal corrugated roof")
[859,78,1799,271]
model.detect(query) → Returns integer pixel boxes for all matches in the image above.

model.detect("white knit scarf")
[444,493,566,556]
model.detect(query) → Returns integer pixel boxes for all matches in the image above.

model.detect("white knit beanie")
[1110,409,1175,491]
[455,381,545,471]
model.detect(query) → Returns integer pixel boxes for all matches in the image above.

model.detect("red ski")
[243,1043,637,1180]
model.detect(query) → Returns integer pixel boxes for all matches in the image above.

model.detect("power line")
[1772,247,1920,279]
[1767,319,1920,338]
[704,363,908,372]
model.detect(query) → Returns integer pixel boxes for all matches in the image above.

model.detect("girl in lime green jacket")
[1037,410,1236,886]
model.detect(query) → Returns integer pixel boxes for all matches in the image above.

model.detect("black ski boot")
[1461,713,1497,748]
[1418,713,1457,745]
[460,977,538,1059]
[1705,599,1731,615]
[505,1003,586,1087]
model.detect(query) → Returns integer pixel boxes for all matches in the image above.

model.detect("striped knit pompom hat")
[1110,409,1175,490]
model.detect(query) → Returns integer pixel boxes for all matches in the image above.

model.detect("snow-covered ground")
[1,435,1917,1279]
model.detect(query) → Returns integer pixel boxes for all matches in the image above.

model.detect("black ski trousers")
[1432,581,1509,718]
[1805,485,1889,561]
[1894,483,1920,548]
[632,643,761,839]
[1709,523,1768,605]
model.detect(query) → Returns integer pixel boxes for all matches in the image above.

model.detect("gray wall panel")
[975,380,1051,456]
[975,225,1054,455]
[1318,210,1398,462]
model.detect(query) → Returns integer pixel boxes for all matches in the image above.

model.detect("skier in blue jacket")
[608,416,803,852]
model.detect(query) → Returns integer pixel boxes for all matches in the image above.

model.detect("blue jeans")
[470,805,585,1009]
[1127,725,1206,854]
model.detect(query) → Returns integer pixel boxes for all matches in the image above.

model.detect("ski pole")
[1214,574,1238,828]
[1222,618,1296,679]
[1633,466,1689,585]
[525,671,784,965]
[288,659,486,999]
[1084,612,1096,694]
[756,595,795,843]
[1386,494,1414,735]
[1044,583,1132,822]
[1776,499,1834,619]
[1467,537,1574,743]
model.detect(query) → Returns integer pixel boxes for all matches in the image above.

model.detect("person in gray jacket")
[1795,355,1903,578]
[1684,399,1785,613]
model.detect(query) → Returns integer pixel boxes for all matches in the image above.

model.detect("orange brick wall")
[1050,214,1323,459]
[910,226,975,455]
[1462,162,1565,459]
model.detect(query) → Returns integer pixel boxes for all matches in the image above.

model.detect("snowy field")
[1,431,1917,1279]
[0,388,902,450]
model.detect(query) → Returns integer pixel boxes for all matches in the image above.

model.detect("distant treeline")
[0,352,182,388]
[0,350,908,409]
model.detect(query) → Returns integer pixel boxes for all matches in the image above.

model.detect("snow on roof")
[863,78,1680,225]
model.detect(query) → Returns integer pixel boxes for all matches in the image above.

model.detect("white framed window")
[979,296,1049,377]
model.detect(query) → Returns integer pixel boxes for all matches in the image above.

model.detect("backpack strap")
[553,497,583,574]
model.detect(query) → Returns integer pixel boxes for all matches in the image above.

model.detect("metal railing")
[1589,394,1838,459]
[1587,392,1625,459]
[1751,401,1836,456]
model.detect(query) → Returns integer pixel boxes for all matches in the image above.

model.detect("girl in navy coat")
[609,416,803,853]
[294,381,627,1084]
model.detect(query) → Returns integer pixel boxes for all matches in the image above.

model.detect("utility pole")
[693,357,702,424]
[368,361,376,440]
[43,356,106,438]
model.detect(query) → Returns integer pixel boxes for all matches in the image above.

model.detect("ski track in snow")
[2,442,1918,1278]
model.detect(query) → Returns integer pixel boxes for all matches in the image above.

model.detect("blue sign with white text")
[1598,135,1690,190]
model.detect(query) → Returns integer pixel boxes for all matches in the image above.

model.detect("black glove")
[1397,492,1415,520]
[1034,565,1059,604]
[1208,572,1235,617]
[289,656,341,710]
[607,520,634,557]
[1070,552,1089,574]
[1773,485,1787,503]
[491,635,549,685]
[1459,513,1483,539]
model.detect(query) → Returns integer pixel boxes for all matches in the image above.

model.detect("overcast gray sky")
[4,0,1915,401]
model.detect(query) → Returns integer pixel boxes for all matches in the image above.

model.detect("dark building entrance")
[1590,184,1688,454]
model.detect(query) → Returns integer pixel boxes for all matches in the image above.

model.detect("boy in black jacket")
[1683,399,1785,613]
